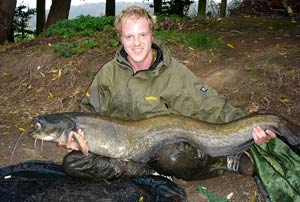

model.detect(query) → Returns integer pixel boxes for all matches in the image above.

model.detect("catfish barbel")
[26,112,300,163]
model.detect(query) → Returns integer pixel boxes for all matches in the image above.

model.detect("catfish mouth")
[26,121,57,141]
[32,133,56,141]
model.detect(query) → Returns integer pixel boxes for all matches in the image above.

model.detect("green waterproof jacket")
[80,39,244,123]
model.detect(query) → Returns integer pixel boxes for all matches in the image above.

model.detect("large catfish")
[26,112,300,163]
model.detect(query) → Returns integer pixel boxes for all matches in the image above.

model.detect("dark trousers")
[63,142,227,180]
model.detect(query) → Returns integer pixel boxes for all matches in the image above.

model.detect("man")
[58,6,276,181]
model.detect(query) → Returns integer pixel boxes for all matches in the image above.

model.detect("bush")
[42,15,115,38]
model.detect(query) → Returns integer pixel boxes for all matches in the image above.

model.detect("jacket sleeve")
[165,64,245,123]
[80,64,112,114]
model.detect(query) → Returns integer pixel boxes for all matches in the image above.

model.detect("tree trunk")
[154,0,162,15]
[281,0,293,16]
[0,0,17,44]
[220,0,227,17]
[175,0,184,16]
[105,0,115,16]
[45,0,71,29]
[36,0,46,35]
[197,0,207,17]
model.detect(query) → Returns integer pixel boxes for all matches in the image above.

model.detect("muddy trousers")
[63,142,227,181]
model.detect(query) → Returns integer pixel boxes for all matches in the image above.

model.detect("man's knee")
[63,151,125,180]
[148,142,227,180]
[63,151,153,180]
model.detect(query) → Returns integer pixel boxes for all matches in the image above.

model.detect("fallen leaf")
[48,92,54,99]
[280,97,290,103]
[226,43,234,48]
[40,72,45,77]
[245,65,254,71]
[1,131,10,136]
[226,192,234,199]
[18,128,25,132]
[52,68,62,80]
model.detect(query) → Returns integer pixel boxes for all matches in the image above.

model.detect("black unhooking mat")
[0,160,187,202]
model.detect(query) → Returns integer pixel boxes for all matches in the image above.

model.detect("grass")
[42,15,117,57]
[210,16,298,33]
[52,39,98,57]
[155,30,223,49]
[42,15,115,38]
[41,15,223,57]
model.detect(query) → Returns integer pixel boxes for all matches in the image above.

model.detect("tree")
[0,0,17,44]
[173,0,185,16]
[220,0,227,17]
[13,4,36,41]
[197,0,207,17]
[154,0,162,14]
[161,0,194,16]
[105,0,115,16]
[45,0,71,29]
[36,0,46,35]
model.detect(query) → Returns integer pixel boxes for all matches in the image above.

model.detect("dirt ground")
[0,16,300,202]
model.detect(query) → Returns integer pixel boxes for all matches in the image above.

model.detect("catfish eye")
[35,122,42,130]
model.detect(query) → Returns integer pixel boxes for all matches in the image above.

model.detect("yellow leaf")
[226,43,234,49]
[52,68,62,81]
[48,92,54,99]
[1,131,10,136]
[139,196,144,202]
[19,127,25,132]
[280,97,290,103]
[291,18,296,23]
[86,91,90,97]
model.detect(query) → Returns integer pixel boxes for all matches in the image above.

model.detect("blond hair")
[114,6,156,35]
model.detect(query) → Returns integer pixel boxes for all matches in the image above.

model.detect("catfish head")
[26,113,77,143]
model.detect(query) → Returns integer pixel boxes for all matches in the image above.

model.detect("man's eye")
[125,35,132,39]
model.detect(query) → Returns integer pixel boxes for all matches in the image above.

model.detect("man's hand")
[57,128,85,150]
[252,127,276,145]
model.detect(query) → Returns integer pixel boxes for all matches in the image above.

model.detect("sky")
[17,0,147,9]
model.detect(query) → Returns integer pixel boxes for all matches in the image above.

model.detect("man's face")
[120,17,153,70]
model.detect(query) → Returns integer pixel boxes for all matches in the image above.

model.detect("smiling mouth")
[134,50,142,53]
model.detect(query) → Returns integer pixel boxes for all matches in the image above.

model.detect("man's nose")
[134,36,140,46]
